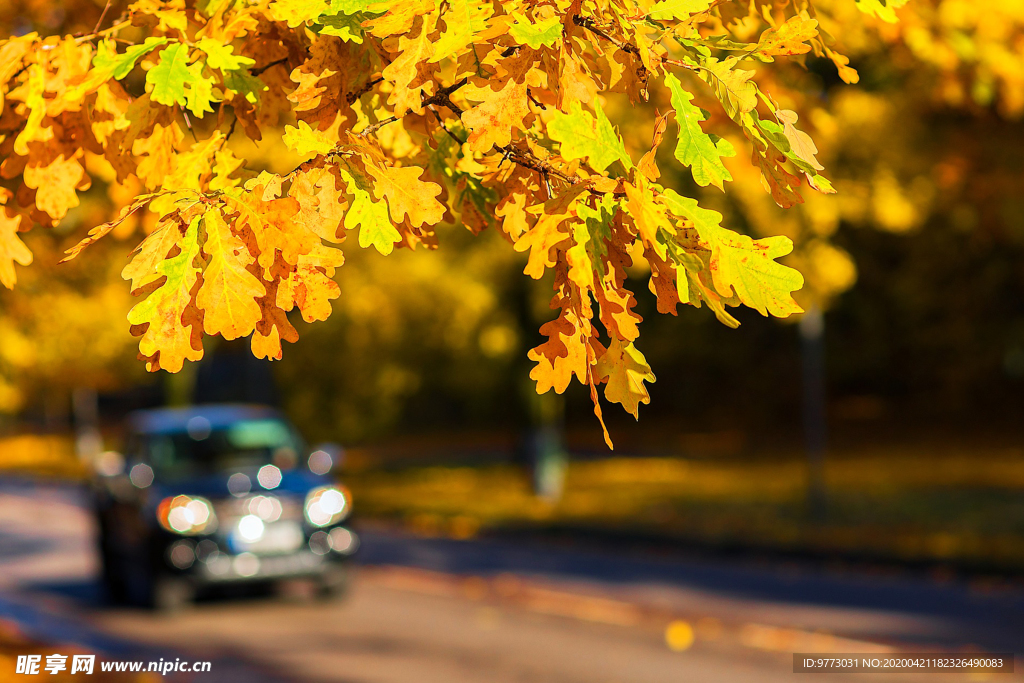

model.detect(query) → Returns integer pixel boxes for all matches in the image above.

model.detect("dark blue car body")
[93,405,355,609]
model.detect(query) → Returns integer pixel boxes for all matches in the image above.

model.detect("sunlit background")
[2,1,1024,681]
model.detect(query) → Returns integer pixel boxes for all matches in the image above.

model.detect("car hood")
[150,468,331,501]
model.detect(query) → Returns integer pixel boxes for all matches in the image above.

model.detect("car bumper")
[198,549,338,583]
[170,526,359,584]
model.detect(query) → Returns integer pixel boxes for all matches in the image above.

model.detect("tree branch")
[252,57,288,76]
[347,76,384,104]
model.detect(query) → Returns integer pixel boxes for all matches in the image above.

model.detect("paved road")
[1,480,1021,683]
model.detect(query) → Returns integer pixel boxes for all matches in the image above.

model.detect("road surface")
[1,479,1020,682]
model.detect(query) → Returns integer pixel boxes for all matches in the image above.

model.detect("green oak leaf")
[196,38,255,72]
[659,189,803,318]
[428,0,494,64]
[508,12,563,49]
[318,13,367,41]
[93,37,170,81]
[548,100,632,173]
[185,63,218,117]
[665,73,735,190]
[338,165,400,255]
[126,215,202,327]
[147,42,192,107]
[222,69,266,104]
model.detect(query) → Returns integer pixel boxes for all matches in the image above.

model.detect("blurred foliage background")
[1,0,1023,457]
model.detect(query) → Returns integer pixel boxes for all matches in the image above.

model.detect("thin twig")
[347,76,384,104]
[252,57,288,76]
[73,19,131,44]
[93,0,114,33]
[430,107,466,145]
[180,107,198,142]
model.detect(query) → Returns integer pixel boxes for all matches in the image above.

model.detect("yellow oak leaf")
[753,15,818,61]
[428,0,493,64]
[594,338,655,419]
[283,120,336,157]
[623,177,672,260]
[132,121,184,189]
[196,207,266,340]
[699,57,757,120]
[365,163,445,228]
[289,166,348,242]
[12,64,52,156]
[0,209,31,289]
[23,152,86,221]
[365,0,437,38]
[127,215,205,373]
[380,13,437,116]
[122,216,185,291]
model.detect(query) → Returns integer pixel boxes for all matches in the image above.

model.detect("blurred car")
[91,404,357,610]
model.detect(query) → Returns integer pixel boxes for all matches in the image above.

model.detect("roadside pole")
[800,306,828,519]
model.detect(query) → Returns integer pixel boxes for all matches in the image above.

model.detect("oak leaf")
[648,0,711,21]
[338,165,400,255]
[365,163,445,228]
[508,12,563,49]
[665,73,735,190]
[429,0,493,63]
[0,208,31,289]
[196,208,266,340]
[594,338,655,419]
[753,15,818,61]
[126,215,204,372]
[548,99,632,173]
[147,42,192,107]
[700,57,757,120]
[660,189,803,318]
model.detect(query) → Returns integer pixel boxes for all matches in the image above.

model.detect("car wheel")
[96,519,127,605]
[317,563,350,601]
[151,574,194,613]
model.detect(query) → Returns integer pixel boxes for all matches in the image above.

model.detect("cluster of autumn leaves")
[0,0,884,444]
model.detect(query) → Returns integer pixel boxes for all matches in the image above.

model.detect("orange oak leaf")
[276,241,344,323]
[528,309,590,394]
[251,276,299,360]
[514,186,586,279]
[460,51,536,152]
[226,174,319,277]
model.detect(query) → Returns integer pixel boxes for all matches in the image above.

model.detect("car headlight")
[304,486,350,527]
[157,495,217,535]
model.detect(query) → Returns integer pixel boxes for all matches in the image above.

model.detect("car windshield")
[142,418,303,478]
